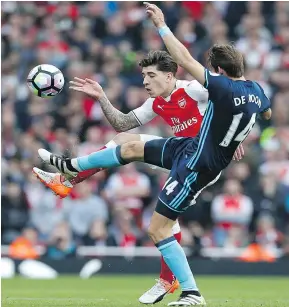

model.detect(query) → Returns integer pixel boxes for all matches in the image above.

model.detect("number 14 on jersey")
[163,177,179,195]
[220,113,256,147]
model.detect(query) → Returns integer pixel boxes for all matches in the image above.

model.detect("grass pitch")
[2,275,289,307]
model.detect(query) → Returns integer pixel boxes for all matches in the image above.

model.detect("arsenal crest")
[178,97,186,108]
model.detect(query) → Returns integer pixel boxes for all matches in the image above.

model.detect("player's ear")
[166,72,173,82]
[217,67,225,75]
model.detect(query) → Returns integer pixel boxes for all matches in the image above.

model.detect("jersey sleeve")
[131,98,157,125]
[183,80,209,115]
[255,83,271,113]
[204,69,231,104]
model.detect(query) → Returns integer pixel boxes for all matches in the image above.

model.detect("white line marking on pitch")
[6,297,108,301]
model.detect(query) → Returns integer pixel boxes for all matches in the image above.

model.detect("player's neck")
[220,70,246,81]
[161,79,177,98]
[228,75,246,81]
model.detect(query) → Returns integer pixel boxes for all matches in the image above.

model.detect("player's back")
[186,69,271,172]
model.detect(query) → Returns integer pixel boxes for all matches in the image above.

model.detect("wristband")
[158,26,171,38]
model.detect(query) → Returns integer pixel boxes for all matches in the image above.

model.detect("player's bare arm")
[144,2,205,86]
[69,77,140,132]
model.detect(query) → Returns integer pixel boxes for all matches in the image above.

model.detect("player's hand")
[69,77,105,100]
[143,2,166,28]
[233,144,245,161]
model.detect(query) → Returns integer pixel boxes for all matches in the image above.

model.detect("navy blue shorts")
[144,137,221,220]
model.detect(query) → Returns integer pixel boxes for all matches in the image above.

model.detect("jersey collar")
[163,80,179,102]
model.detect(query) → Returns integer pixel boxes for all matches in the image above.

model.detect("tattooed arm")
[98,94,140,132]
[99,94,158,131]
[69,77,141,132]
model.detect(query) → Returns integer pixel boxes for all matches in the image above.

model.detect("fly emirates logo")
[171,117,198,133]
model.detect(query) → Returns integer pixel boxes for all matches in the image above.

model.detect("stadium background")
[1,1,289,265]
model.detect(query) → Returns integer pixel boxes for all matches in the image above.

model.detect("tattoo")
[98,95,140,132]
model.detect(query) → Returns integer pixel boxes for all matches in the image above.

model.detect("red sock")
[159,231,182,283]
[67,146,107,185]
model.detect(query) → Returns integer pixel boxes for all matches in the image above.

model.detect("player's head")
[207,44,245,78]
[139,50,178,98]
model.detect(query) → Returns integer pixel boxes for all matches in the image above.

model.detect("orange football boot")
[168,279,180,293]
[32,167,72,198]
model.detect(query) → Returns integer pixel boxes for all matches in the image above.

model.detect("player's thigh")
[113,132,141,144]
[155,163,192,220]
[156,165,221,220]
[140,134,163,142]
[144,137,175,169]
[112,132,163,145]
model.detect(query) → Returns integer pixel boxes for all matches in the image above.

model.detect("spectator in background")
[1,1,289,256]
[77,126,106,156]
[104,164,151,228]
[250,172,289,234]
[25,173,66,242]
[236,14,272,69]
[9,227,39,260]
[159,2,180,32]
[50,127,79,157]
[107,208,141,247]
[238,212,281,263]
[63,180,108,244]
[259,142,289,187]
[45,222,76,259]
[227,162,254,195]
[2,182,29,244]
[211,179,254,248]
[82,220,108,247]
[255,214,283,250]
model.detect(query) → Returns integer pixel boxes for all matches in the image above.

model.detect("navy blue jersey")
[186,69,271,172]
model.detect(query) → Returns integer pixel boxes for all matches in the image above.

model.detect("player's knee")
[147,223,159,243]
[172,221,181,234]
[148,223,171,244]
[121,141,144,161]
[113,132,140,145]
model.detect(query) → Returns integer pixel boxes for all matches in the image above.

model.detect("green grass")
[2,275,289,306]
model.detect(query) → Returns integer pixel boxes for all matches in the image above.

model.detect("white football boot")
[139,278,179,304]
[38,149,78,178]
[167,293,206,306]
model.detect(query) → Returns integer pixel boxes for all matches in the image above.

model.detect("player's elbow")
[261,108,272,120]
[115,126,127,133]
[114,122,132,132]
[177,58,187,68]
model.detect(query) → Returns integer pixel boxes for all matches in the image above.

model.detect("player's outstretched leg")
[38,140,149,177]
[37,135,183,302]
[33,133,141,198]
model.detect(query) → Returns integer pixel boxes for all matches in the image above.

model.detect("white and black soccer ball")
[27,64,65,98]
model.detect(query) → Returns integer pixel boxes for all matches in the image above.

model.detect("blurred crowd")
[2,1,289,260]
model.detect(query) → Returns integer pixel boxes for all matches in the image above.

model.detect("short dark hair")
[207,44,244,78]
[139,50,178,76]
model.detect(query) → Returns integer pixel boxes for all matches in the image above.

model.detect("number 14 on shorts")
[163,177,179,195]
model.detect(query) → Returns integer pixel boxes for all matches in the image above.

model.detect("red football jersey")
[132,80,208,137]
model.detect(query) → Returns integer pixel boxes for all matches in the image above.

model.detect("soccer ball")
[27,64,64,98]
